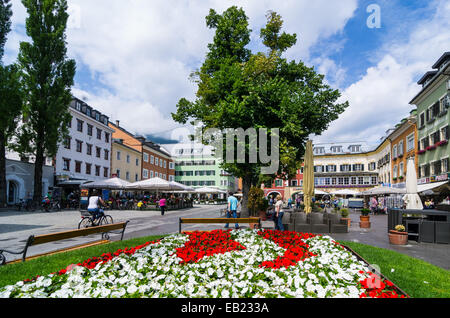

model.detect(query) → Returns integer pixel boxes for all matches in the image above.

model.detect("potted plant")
[360,208,371,228]
[340,208,351,228]
[389,225,408,245]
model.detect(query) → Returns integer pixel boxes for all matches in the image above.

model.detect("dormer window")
[348,145,361,152]
[330,146,342,153]
[314,147,325,155]
[75,101,81,111]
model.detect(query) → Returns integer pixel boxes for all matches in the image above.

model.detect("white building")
[54,97,114,185]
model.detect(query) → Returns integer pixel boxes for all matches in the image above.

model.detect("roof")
[432,51,450,69]
[417,71,438,85]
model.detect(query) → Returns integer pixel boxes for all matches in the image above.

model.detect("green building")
[161,143,238,194]
[410,52,450,189]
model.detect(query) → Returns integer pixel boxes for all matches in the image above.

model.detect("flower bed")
[0,229,406,298]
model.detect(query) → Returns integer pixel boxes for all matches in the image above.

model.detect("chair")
[328,213,348,233]
[310,213,329,233]
[294,212,311,233]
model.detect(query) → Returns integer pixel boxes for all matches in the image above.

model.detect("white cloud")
[6,0,357,140]
[314,0,450,146]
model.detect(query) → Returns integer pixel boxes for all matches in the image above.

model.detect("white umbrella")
[332,189,361,196]
[169,181,195,192]
[195,187,227,194]
[402,158,423,209]
[296,189,329,195]
[125,177,185,191]
[81,177,131,190]
[360,186,406,196]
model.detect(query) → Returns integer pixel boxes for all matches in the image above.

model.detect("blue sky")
[5,0,450,147]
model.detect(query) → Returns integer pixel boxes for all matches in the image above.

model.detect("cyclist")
[87,189,106,224]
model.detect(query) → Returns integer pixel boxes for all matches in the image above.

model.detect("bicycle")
[78,209,114,229]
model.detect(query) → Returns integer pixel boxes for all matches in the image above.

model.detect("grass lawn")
[0,234,448,298]
[340,241,450,298]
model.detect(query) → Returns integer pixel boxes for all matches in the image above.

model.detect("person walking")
[225,192,239,229]
[274,195,285,231]
[159,196,167,216]
[87,189,105,223]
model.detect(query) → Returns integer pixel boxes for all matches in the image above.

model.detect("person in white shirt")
[87,189,105,221]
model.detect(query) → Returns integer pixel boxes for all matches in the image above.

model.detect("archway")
[7,180,18,204]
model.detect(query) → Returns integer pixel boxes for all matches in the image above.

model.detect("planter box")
[389,230,408,245]
[359,221,371,228]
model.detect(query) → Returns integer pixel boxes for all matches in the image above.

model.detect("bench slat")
[180,218,260,224]
[30,222,128,246]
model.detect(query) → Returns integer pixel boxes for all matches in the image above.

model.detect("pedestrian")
[225,192,239,229]
[159,196,167,216]
[296,196,301,209]
[87,189,105,223]
[288,197,292,209]
[274,195,285,231]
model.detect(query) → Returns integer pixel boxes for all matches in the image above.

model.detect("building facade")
[410,52,450,188]
[54,97,114,184]
[139,138,175,181]
[389,113,419,188]
[163,143,238,192]
[110,139,142,182]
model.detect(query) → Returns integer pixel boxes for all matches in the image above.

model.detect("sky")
[4,0,450,147]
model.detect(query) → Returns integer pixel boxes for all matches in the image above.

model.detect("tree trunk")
[0,132,7,208]
[240,174,252,217]
[33,142,44,205]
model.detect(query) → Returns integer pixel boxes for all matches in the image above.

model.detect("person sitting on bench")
[87,189,106,222]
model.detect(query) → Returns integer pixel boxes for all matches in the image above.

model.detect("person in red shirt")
[159,196,167,216]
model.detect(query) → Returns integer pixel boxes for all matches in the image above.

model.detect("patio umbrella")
[402,158,423,209]
[125,177,185,191]
[81,177,131,190]
[332,189,361,196]
[360,186,406,196]
[169,181,195,192]
[303,140,314,214]
[195,187,227,194]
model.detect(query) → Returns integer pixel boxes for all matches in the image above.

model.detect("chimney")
[116,120,120,127]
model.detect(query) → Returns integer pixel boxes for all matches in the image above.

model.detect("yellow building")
[111,139,142,182]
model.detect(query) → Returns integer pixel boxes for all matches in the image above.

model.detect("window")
[104,149,109,160]
[392,145,397,158]
[164,160,166,168]
[126,154,130,163]
[349,145,361,152]
[406,133,415,152]
[76,140,82,153]
[150,171,154,178]
[105,133,110,143]
[116,169,121,178]
[340,164,351,172]
[155,158,159,166]
[419,112,425,128]
[351,177,357,185]
[338,177,344,185]
[135,174,139,181]
[330,146,343,153]
[442,158,449,173]
[358,176,364,185]
[64,136,71,149]
[77,119,83,132]
[368,162,376,171]
[96,147,101,158]
[169,162,174,169]
[325,165,336,172]
[314,166,324,173]
[86,163,92,175]
[96,128,102,140]
[143,153,149,162]
[86,144,92,156]
[432,161,441,175]
[103,167,109,178]
[343,177,349,185]
[275,179,283,187]
[363,176,370,185]
[169,175,174,182]
[159,173,162,178]
[393,165,398,179]
[116,151,121,160]
[125,171,130,180]
[143,169,148,179]
[352,164,364,172]
[87,124,93,136]
[441,126,449,141]
[371,176,378,185]
[399,162,404,177]
[398,140,404,156]
[136,158,139,166]
[150,155,154,164]
[63,158,70,171]
[314,147,325,155]
[75,161,82,173]
[431,130,441,144]
[75,101,81,111]
[95,165,100,177]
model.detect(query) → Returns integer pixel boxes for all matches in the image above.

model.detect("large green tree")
[17,0,76,203]
[173,8,348,216]
[0,0,23,207]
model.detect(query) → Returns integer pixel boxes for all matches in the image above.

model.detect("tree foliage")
[172,7,348,216]
[17,0,76,202]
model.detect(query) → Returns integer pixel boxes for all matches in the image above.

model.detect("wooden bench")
[0,221,129,265]
[179,217,261,233]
